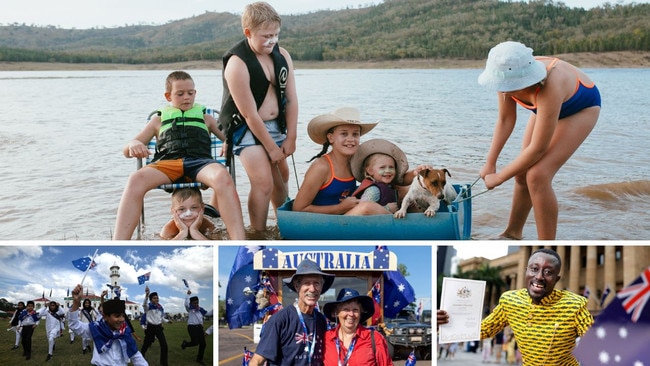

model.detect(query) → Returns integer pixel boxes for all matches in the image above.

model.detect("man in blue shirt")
[249,259,335,366]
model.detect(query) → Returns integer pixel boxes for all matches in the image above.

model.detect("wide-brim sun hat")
[307,107,378,145]
[283,258,335,293]
[478,41,547,92]
[323,288,375,324]
[350,138,409,184]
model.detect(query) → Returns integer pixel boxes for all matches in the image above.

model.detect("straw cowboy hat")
[323,288,375,324]
[350,138,409,184]
[307,107,378,145]
[283,258,335,293]
[478,41,547,92]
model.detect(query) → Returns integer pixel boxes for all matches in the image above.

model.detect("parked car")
[381,307,432,360]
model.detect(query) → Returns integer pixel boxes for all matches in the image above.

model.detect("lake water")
[1,67,648,240]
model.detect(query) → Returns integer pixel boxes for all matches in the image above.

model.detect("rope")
[290,154,300,191]
[453,175,490,203]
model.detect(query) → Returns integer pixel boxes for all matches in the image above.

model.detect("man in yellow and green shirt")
[440,248,594,365]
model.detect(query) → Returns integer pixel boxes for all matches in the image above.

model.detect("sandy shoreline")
[1,51,649,71]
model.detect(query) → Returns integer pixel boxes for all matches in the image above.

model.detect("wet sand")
[1,51,649,71]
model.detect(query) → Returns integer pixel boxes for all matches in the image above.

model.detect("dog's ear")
[419,169,430,177]
[443,168,451,177]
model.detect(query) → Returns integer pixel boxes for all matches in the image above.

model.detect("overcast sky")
[0,243,213,314]
[1,0,644,29]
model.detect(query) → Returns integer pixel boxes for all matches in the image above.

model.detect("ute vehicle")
[381,307,432,360]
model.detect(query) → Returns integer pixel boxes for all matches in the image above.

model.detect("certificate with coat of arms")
[438,277,486,343]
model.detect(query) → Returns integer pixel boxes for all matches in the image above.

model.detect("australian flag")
[226,246,264,329]
[573,266,650,365]
[383,268,416,318]
[137,272,151,285]
[405,350,416,366]
[72,256,96,271]
[369,277,382,325]
[242,348,254,366]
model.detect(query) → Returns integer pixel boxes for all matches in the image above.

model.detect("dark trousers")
[186,324,206,361]
[141,323,168,366]
[21,325,35,355]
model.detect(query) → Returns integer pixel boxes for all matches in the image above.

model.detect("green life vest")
[152,104,213,162]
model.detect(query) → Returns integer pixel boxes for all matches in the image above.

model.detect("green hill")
[1,0,648,64]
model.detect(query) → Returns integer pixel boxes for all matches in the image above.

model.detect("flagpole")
[80,249,98,285]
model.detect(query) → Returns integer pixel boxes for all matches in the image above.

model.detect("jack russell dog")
[394,168,457,218]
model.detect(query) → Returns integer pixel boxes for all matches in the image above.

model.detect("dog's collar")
[416,174,427,190]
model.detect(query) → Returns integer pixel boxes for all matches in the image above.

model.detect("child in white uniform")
[68,284,148,366]
[39,301,65,361]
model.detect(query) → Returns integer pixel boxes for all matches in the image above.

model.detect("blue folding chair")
[135,107,235,239]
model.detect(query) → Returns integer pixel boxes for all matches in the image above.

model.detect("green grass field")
[1,321,213,365]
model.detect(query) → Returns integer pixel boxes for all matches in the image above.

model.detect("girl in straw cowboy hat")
[478,41,600,240]
[293,107,382,215]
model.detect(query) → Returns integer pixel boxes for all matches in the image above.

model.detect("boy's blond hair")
[171,187,203,207]
[241,2,281,31]
[165,71,193,93]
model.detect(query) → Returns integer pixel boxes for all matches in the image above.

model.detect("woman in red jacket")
[323,288,393,366]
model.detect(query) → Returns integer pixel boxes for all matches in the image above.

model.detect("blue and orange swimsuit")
[511,57,601,119]
[311,154,357,206]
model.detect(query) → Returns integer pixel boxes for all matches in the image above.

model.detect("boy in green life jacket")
[113,71,245,240]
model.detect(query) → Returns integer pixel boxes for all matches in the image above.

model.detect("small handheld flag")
[72,256,96,272]
[600,284,612,307]
[405,350,417,366]
[138,272,151,285]
[74,249,98,285]
[242,347,254,366]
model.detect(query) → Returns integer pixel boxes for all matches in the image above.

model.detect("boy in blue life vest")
[113,70,245,240]
[68,284,148,366]
[220,2,298,237]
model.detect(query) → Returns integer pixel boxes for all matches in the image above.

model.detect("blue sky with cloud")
[0,243,213,313]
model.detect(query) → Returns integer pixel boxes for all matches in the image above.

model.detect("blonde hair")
[241,2,281,31]
[364,153,396,178]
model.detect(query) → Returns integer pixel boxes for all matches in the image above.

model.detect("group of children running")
[8,285,211,365]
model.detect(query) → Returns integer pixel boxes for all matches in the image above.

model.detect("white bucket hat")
[307,107,378,145]
[350,139,409,184]
[478,41,547,92]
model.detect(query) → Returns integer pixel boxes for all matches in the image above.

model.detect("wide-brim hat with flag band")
[307,107,378,145]
[323,288,375,324]
[283,258,335,293]
[350,138,409,184]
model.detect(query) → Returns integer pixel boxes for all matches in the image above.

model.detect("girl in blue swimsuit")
[293,107,386,215]
[478,41,601,240]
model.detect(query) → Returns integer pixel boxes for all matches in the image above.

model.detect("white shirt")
[39,307,64,333]
[184,295,213,325]
[68,310,148,366]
